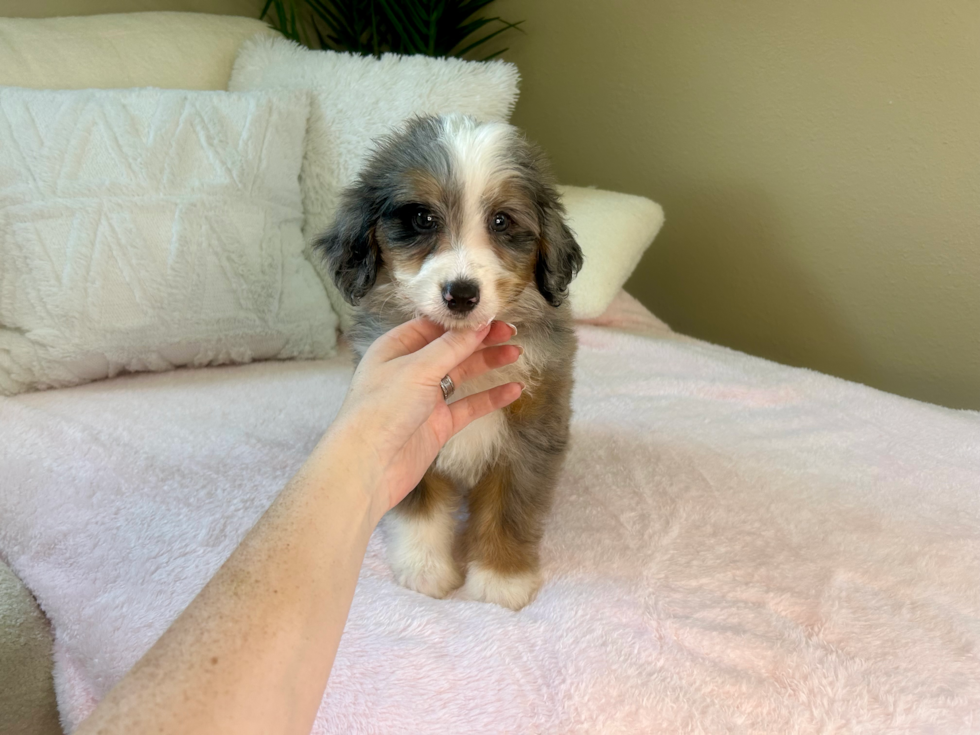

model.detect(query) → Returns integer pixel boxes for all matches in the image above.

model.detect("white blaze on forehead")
[438,114,516,220]
[434,116,515,323]
[389,115,518,329]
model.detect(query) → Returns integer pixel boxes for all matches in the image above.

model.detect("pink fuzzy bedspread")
[1,293,979,733]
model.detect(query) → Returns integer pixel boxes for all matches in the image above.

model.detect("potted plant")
[261,0,522,59]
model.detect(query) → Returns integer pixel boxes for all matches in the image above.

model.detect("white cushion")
[560,185,665,319]
[0,88,337,396]
[228,35,521,329]
[0,12,273,91]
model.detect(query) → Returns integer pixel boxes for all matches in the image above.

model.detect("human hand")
[327,319,522,523]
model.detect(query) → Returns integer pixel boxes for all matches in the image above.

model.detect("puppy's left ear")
[535,187,584,307]
[311,185,381,305]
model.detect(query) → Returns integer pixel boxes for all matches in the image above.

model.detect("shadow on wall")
[627,182,875,393]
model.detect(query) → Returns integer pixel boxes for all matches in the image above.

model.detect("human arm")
[75,319,521,735]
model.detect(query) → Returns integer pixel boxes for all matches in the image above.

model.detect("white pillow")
[228,35,520,328]
[559,185,665,319]
[0,88,337,396]
[0,13,274,91]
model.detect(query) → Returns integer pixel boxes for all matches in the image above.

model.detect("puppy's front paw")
[459,564,541,610]
[392,556,463,599]
[385,511,462,599]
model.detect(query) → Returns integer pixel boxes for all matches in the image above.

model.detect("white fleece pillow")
[560,185,665,319]
[229,35,520,327]
[0,88,337,396]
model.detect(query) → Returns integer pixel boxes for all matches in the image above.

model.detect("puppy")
[315,114,582,610]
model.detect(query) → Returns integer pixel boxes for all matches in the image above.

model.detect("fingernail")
[505,322,518,337]
[516,346,524,357]
[519,382,526,392]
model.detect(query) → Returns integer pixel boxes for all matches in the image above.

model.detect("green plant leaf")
[311,14,328,48]
[376,0,429,53]
[307,0,375,53]
[480,47,507,61]
[306,0,345,29]
[452,19,523,58]
[446,17,498,51]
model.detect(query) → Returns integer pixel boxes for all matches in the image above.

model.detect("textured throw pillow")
[228,35,520,328]
[559,185,665,319]
[0,88,337,396]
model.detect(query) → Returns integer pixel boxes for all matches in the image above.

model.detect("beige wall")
[4,1,978,409]
[491,0,979,410]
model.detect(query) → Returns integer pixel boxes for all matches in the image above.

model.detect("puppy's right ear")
[312,186,381,305]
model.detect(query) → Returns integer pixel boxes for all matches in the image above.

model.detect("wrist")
[314,418,389,528]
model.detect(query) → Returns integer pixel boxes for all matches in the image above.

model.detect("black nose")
[442,280,480,314]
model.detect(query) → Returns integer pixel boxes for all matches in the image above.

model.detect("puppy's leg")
[460,372,571,610]
[385,469,462,599]
[459,454,560,610]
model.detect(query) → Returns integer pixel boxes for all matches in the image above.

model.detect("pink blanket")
[2,293,979,732]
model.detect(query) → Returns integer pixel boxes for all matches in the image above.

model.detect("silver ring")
[440,375,455,401]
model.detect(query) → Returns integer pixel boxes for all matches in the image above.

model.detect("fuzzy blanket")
[1,293,979,733]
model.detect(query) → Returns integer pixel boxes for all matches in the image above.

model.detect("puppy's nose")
[442,280,480,314]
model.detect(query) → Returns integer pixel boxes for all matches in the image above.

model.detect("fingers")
[371,319,515,364]
[413,321,495,380]
[448,344,521,388]
[372,318,447,362]
[481,320,517,347]
[448,382,524,434]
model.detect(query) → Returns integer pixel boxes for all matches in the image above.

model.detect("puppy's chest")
[435,347,533,487]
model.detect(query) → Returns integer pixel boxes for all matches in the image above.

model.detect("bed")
[2,292,979,733]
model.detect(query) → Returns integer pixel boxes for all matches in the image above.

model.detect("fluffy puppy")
[315,114,582,610]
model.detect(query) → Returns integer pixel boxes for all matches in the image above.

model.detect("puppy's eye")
[412,207,438,232]
[490,212,511,233]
